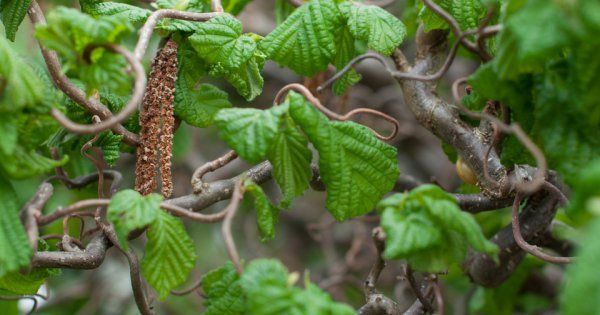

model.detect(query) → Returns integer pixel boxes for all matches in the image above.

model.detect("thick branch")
[31,235,109,269]
[394,29,509,198]
[462,175,565,287]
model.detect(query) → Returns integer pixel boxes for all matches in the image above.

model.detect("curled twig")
[221,180,246,274]
[49,45,146,135]
[404,265,434,313]
[512,193,574,264]
[191,150,238,193]
[134,10,219,60]
[27,0,139,145]
[274,83,400,140]
[171,278,203,296]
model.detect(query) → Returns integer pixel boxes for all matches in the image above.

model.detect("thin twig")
[511,193,574,264]
[404,265,434,313]
[221,180,246,274]
[274,83,400,140]
[191,150,238,193]
[170,278,203,296]
[365,227,386,296]
[27,0,139,145]
[134,10,219,60]
[49,45,146,135]
[20,182,54,251]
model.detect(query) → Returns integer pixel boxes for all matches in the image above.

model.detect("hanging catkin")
[135,39,178,197]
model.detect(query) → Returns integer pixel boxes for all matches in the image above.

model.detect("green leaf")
[189,14,258,69]
[418,0,484,32]
[288,92,399,221]
[267,115,312,207]
[188,14,265,100]
[221,0,253,15]
[35,7,134,94]
[175,83,232,128]
[339,3,407,55]
[0,116,18,155]
[378,185,498,272]
[0,146,69,180]
[36,7,133,54]
[141,210,197,300]
[214,105,287,163]
[107,190,162,249]
[259,0,342,76]
[80,0,151,24]
[201,261,245,315]
[274,0,296,25]
[0,267,59,296]
[331,26,364,95]
[208,53,265,101]
[94,131,123,166]
[240,259,355,314]
[0,36,45,111]
[566,159,600,225]
[0,0,31,41]
[561,218,600,315]
[0,177,32,278]
[245,181,280,241]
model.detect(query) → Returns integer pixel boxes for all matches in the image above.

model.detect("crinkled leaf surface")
[378,185,498,272]
[201,261,245,315]
[1,0,31,41]
[189,14,257,69]
[267,115,312,207]
[141,210,197,300]
[240,259,355,314]
[107,189,162,249]
[288,92,399,220]
[259,0,341,76]
[215,105,287,163]
[0,177,32,278]
[339,2,406,55]
[245,181,280,241]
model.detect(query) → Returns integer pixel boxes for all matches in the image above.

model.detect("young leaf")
[214,105,287,163]
[561,218,600,315]
[0,146,69,180]
[378,185,498,272]
[189,14,257,69]
[240,259,355,314]
[267,115,312,207]
[0,0,31,41]
[208,54,265,101]
[107,190,162,249]
[288,92,399,221]
[339,2,407,55]
[175,83,232,128]
[245,181,280,241]
[0,177,32,278]
[0,116,18,156]
[0,36,45,111]
[80,0,151,24]
[0,241,60,296]
[331,26,364,95]
[174,43,232,127]
[141,210,197,300]
[201,261,245,315]
[259,0,342,76]
[94,131,123,166]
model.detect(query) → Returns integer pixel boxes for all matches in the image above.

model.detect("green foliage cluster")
[0,0,598,313]
[201,259,355,314]
[378,185,498,272]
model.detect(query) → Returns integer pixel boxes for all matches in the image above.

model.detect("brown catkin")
[135,39,179,196]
